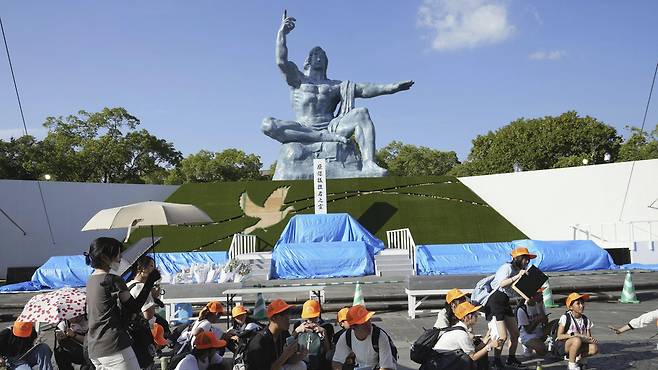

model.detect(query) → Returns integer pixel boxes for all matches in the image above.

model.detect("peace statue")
[263,11,414,180]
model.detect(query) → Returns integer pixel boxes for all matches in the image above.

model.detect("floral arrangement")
[223,259,241,273]
[236,262,252,276]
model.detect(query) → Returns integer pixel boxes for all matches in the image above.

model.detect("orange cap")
[337,307,350,323]
[565,292,589,308]
[12,321,33,338]
[232,305,248,318]
[151,323,168,346]
[346,305,375,326]
[206,301,225,314]
[301,299,321,319]
[511,246,537,259]
[445,288,469,304]
[454,301,482,320]
[194,331,227,350]
[267,299,292,319]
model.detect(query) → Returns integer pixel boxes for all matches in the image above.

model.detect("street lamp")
[44,174,52,180]
[582,159,589,165]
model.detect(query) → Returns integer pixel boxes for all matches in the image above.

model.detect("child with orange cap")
[174,331,227,370]
[432,301,501,369]
[434,288,470,329]
[516,289,549,357]
[243,299,307,370]
[332,305,396,370]
[0,321,53,370]
[554,293,598,370]
[481,246,536,369]
[294,299,332,370]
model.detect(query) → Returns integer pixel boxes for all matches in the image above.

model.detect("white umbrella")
[82,200,213,255]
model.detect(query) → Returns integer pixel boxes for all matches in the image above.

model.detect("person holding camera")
[85,237,161,370]
[295,300,332,370]
[244,299,307,370]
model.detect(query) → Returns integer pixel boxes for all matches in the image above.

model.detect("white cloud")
[417,0,515,51]
[529,50,566,61]
[0,127,48,140]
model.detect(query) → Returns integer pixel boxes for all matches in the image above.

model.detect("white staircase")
[374,228,416,277]
[229,234,272,281]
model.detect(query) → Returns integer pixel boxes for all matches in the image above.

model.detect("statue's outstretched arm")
[355,80,414,98]
[276,11,302,88]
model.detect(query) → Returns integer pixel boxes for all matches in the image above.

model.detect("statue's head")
[303,46,328,77]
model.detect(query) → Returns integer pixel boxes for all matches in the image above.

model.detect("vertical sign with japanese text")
[313,159,327,214]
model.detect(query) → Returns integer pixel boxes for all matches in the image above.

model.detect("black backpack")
[344,324,398,364]
[547,311,589,354]
[410,326,467,364]
[231,324,265,367]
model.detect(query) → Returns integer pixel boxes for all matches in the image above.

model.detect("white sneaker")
[568,362,581,370]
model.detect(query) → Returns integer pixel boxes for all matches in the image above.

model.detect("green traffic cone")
[353,282,365,306]
[253,292,268,320]
[542,281,559,308]
[535,361,543,370]
[619,271,640,304]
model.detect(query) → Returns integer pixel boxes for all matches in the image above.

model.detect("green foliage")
[0,135,46,180]
[129,176,526,252]
[166,148,263,184]
[451,111,622,176]
[39,107,182,183]
[376,141,459,176]
[618,124,658,162]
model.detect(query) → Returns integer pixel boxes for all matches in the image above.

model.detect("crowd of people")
[3,239,657,370]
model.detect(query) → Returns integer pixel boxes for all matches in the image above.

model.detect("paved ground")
[2,294,658,369]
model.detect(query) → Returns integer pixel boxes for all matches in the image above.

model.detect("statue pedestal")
[273,141,384,180]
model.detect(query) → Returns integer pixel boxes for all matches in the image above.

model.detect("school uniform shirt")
[174,353,210,370]
[432,322,474,354]
[516,304,545,342]
[558,313,593,336]
[490,263,520,298]
[333,328,396,369]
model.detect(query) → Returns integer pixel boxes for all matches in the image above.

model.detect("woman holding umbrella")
[85,237,161,370]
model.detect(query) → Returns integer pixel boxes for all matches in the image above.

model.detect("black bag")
[420,349,474,370]
[410,326,467,364]
[344,324,398,365]
[232,326,265,367]
[547,311,589,354]
[126,315,156,368]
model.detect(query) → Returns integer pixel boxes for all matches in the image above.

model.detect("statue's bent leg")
[262,117,346,144]
[334,108,386,175]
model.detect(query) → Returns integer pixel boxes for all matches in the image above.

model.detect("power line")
[0,16,56,244]
[618,61,658,221]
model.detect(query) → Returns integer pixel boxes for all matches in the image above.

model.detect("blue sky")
[1,1,656,167]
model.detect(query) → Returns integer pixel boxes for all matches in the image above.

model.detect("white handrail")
[228,233,257,260]
[386,228,417,275]
[570,221,658,249]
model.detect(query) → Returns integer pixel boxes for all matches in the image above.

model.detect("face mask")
[110,261,121,272]
[148,317,156,326]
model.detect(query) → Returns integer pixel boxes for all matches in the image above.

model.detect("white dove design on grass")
[239,186,295,234]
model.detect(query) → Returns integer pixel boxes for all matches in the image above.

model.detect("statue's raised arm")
[355,80,414,98]
[276,10,303,88]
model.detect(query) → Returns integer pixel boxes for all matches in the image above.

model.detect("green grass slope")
[129,176,526,252]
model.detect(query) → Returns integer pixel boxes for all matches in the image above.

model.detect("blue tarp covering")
[275,213,385,255]
[416,239,617,275]
[271,241,374,279]
[511,239,616,272]
[271,213,384,279]
[617,263,658,270]
[26,251,229,290]
[0,281,44,293]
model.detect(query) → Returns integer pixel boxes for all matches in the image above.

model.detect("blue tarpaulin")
[416,240,617,275]
[275,213,385,255]
[511,239,616,272]
[25,251,228,290]
[271,241,374,279]
[0,281,45,293]
[271,213,384,279]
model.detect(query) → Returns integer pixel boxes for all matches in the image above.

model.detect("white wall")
[0,180,178,278]
[459,159,658,263]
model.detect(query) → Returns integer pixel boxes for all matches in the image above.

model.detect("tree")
[376,141,459,176]
[618,124,658,162]
[41,107,182,183]
[450,111,622,176]
[167,148,263,184]
[0,135,46,180]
